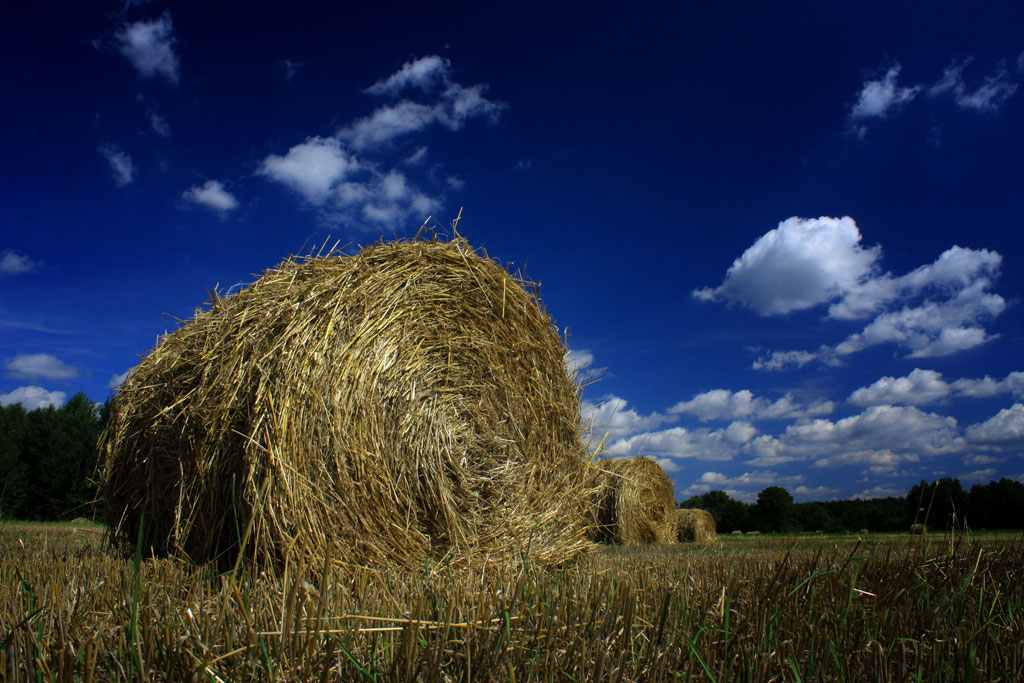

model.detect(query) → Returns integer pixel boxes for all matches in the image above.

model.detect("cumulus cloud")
[670,388,833,422]
[99,144,134,187]
[182,180,239,213]
[260,136,356,205]
[850,65,920,121]
[952,371,1024,399]
[929,58,1018,112]
[853,485,906,500]
[698,216,1006,367]
[605,420,757,463]
[0,386,67,410]
[5,353,79,380]
[582,396,675,443]
[848,368,951,406]
[115,13,179,85]
[966,403,1024,446]
[680,470,809,500]
[743,405,962,469]
[0,251,37,275]
[261,56,502,228]
[693,216,880,316]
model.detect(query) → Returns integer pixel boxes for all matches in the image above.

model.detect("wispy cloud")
[929,58,1019,112]
[5,353,80,380]
[98,144,135,187]
[114,13,179,85]
[0,251,38,275]
[850,65,920,120]
[259,56,499,229]
[182,180,239,213]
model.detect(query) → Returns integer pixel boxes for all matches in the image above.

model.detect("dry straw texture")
[100,237,597,572]
[675,508,717,544]
[594,456,676,545]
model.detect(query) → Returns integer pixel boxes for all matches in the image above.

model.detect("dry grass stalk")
[99,236,597,572]
[593,456,676,545]
[675,508,716,544]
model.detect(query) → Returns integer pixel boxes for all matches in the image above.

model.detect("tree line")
[0,394,108,520]
[681,479,1024,534]
[2,395,1023,530]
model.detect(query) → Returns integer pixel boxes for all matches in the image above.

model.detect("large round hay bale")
[100,237,596,571]
[593,456,676,545]
[675,508,717,544]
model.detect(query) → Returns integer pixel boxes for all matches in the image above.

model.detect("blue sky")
[3,1,1024,502]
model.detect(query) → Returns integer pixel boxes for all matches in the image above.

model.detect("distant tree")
[0,403,29,518]
[908,479,968,531]
[968,478,1024,530]
[754,486,795,533]
[682,489,751,533]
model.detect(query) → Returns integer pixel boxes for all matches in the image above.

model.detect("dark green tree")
[754,486,795,533]
[0,403,29,518]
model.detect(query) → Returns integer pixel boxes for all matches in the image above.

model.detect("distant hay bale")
[99,237,597,572]
[675,508,716,544]
[593,456,675,545]
[730,530,743,536]
[910,523,927,535]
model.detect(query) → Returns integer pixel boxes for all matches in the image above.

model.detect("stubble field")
[2,521,1022,681]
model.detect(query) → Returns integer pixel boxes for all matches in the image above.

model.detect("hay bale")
[100,237,596,571]
[910,523,927,535]
[593,456,675,545]
[675,508,716,544]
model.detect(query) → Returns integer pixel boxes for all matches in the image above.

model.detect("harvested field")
[100,237,597,572]
[2,523,1022,680]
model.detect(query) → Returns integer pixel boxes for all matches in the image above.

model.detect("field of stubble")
[2,521,1022,681]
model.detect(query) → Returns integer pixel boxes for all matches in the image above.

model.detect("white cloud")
[962,468,999,482]
[696,217,1006,367]
[962,454,1004,466]
[929,58,1018,112]
[447,175,465,190]
[341,57,504,150]
[115,13,179,85]
[365,55,450,96]
[812,449,920,477]
[752,349,823,372]
[693,216,880,316]
[108,371,129,391]
[0,386,67,410]
[5,353,79,380]
[260,136,357,204]
[564,349,594,378]
[605,420,756,463]
[282,59,303,83]
[582,396,675,443]
[182,180,239,213]
[966,404,1024,446]
[0,251,37,275]
[792,485,841,501]
[670,388,832,422]
[744,405,962,469]
[850,65,920,120]
[681,470,809,499]
[952,371,1024,399]
[852,485,905,500]
[848,368,951,406]
[99,144,134,187]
